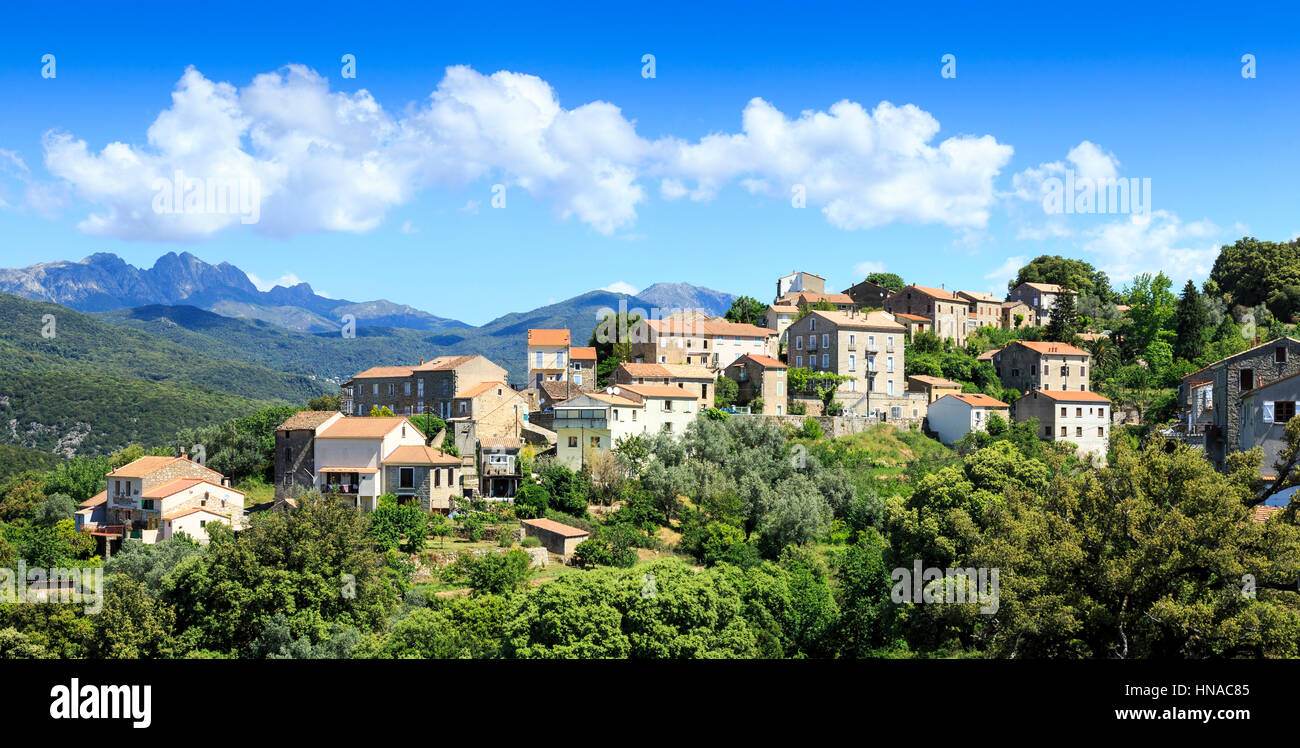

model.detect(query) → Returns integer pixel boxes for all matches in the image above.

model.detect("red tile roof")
[569,346,597,360]
[1252,505,1283,523]
[521,518,590,538]
[1013,340,1091,357]
[351,365,415,379]
[276,410,339,431]
[1024,389,1112,403]
[949,393,1010,408]
[455,381,513,399]
[162,507,232,522]
[732,354,787,369]
[382,445,461,466]
[618,383,699,399]
[317,416,416,439]
[528,329,570,346]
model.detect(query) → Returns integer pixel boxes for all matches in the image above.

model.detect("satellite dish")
[611,387,620,395]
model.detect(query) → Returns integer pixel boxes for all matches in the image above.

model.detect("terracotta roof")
[768,304,799,313]
[796,292,855,305]
[319,466,380,473]
[413,355,478,372]
[646,319,776,338]
[1022,389,1112,403]
[947,393,1010,408]
[142,477,241,500]
[521,517,590,538]
[618,383,699,399]
[569,346,597,360]
[977,348,1001,361]
[908,375,963,388]
[894,312,931,323]
[806,309,904,331]
[1018,282,1075,293]
[617,362,715,379]
[162,507,231,522]
[1012,340,1091,357]
[528,329,570,347]
[479,436,522,451]
[455,381,512,399]
[351,365,415,380]
[908,284,963,301]
[1001,300,1030,309]
[958,290,1002,303]
[276,410,338,431]
[731,354,787,369]
[382,445,461,466]
[1252,505,1283,523]
[576,391,642,407]
[78,491,107,509]
[317,416,416,439]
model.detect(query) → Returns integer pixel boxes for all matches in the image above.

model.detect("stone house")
[102,455,245,543]
[450,381,530,440]
[612,362,716,410]
[1014,389,1112,464]
[723,354,788,415]
[784,309,907,414]
[634,318,778,371]
[991,340,1092,395]
[1006,282,1076,327]
[381,444,462,513]
[309,416,458,511]
[343,355,508,419]
[956,290,1003,331]
[777,291,857,314]
[568,346,598,388]
[478,436,523,498]
[274,410,343,500]
[883,284,972,345]
[521,517,589,556]
[842,279,894,310]
[907,375,964,404]
[1001,300,1036,330]
[1176,337,1300,470]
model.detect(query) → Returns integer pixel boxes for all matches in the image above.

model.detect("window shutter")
[1263,401,1275,424]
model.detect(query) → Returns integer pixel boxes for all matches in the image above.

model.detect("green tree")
[725,295,767,326]
[1011,255,1112,301]
[1044,292,1079,341]
[865,272,906,292]
[715,375,739,409]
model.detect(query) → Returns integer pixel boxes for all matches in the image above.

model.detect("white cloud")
[601,281,639,295]
[400,220,419,234]
[852,260,887,278]
[1081,210,1221,283]
[39,64,1015,241]
[246,271,305,291]
[658,98,1013,230]
[983,255,1026,296]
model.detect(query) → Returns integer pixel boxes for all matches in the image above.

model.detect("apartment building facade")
[633,318,777,370]
[723,353,788,415]
[553,386,698,470]
[343,355,508,419]
[883,284,972,345]
[991,340,1092,395]
[784,309,907,411]
[956,290,1003,330]
[527,329,572,388]
[1006,282,1077,327]
[1014,389,1112,464]
[612,362,716,410]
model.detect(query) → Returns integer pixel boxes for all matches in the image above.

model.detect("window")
[1060,426,1067,436]
[1076,426,1083,437]
[1241,368,1255,391]
[141,499,154,510]
[372,383,379,395]
[796,356,803,368]
[535,351,544,367]
[848,354,856,372]
[887,379,894,395]
[810,318,816,330]
[387,383,395,395]
[434,469,441,488]
[557,351,566,366]
[568,436,578,448]
[822,354,829,369]
[399,467,414,489]
[1277,400,1297,422]
[1098,427,1105,437]
[1076,407,1083,417]
[1061,365,1069,376]
[796,336,803,350]
[1060,406,1067,417]
[418,379,424,396]
[1277,347,1288,364]
[822,334,829,348]
[590,436,600,448]
[404,382,411,395]
[849,334,856,345]
[887,356,894,373]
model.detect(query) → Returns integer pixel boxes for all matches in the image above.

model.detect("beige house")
[907,375,964,404]
[450,381,530,439]
[312,416,460,512]
[723,354,788,415]
[775,270,826,301]
[893,312,933,340]
[764,304,800,350]
[1001,300,1036,330]
[1014,389,1112,464]
[883,285,972,345]
[784,309,907,414]
[776,291,857,314]
[991,340,1092,395]
[101,455,245,544]
[612,362,716,410]
[554,385,698,470]
[527,329,572,389]
[1007,282,1077,327]
[957,290,1003,330]
[634,318,777,371]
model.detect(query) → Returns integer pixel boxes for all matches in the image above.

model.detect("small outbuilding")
[520,518,590,555]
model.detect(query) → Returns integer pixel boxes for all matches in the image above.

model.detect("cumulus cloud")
[658,98,1013,230]
[38,64,1016,241]
[1081,210,1221,283]
[983,255,1026,295]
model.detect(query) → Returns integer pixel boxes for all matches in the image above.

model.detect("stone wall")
[733,412,924,437]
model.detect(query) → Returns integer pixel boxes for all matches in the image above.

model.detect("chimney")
[222,477,231,487]
[180,448,189,460]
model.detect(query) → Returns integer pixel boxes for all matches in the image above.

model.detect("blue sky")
[1,1,1298,325]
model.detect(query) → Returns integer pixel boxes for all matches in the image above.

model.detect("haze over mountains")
[0,252,738,383]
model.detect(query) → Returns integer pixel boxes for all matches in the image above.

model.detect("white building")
[553,385,699,470]
[927,393,1010,446]
[313,416,461,511]
[1014,389,1112,464]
